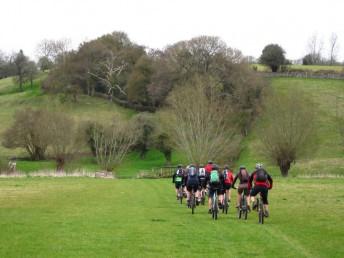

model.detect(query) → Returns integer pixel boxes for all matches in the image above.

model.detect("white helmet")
[255,163,263,169]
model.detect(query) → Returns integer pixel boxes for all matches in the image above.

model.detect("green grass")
[237,77,344,176]
[0,177,342,257]
[253,64,344,73]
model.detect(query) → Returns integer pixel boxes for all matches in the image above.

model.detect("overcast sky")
[1,0,344,61]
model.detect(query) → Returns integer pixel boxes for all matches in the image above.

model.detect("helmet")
[239,165,246,169]
[189,164,195,168]
[255,163,263,169]
[212,164,218,170]
[207,160,213,164]
[224,165,229,169]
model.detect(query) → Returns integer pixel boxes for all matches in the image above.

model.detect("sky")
[1,0,344,61]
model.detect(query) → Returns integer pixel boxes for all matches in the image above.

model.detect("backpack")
[256,169,267,182]
[188,167,197,178]
[176,169,183,177]
[240,170,249,183]
[224,170,232,184]
[199,168,206,177]
[210,170,219,183]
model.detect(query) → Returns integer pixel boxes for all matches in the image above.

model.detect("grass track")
[0,178,343,257]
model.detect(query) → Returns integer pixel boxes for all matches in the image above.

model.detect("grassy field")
[253,64,344,73]
[237,77,344,176]
[0,177,342,258]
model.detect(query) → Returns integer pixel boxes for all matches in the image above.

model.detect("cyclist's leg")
[261,187,269,216]
[244,188,251,209]
[208,188,214,211]
[237,187,243,207]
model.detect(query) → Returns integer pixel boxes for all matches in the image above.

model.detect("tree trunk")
[271,65,278,73]
[56,157,65,172]
[278,160,291,177]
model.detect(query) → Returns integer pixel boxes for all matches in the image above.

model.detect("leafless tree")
[88,51,127,100]
[307,33,324,64]
[161,74,241,164]
[36,38,71,63]
[47,112,76,172]
[257,90,316,176]
[91,117,138,172]
[329,33,339,65]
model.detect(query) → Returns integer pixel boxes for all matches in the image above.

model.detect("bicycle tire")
[238,209,242,219]
[191,193,195,214]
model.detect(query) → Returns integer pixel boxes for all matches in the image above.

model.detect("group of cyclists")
[172,160,273,217]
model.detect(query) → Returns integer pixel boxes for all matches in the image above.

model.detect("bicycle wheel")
[258,200,264,224]
[191,193,195,214]
[242,195,248,220]
[225,194,229,214]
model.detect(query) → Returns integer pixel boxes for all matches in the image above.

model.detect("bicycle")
[222,191,229,214]
[211,189,219,220]
[177,185,183,204]
[256,194,264,224]
[189,189,196,214]
[237,190,248,220]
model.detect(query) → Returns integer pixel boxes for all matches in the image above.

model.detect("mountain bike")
[222,191,229,214]
[177,185,183,204]
[211,189,219,220]
[190,189,196,214]
[257,194,264,224]
[237,190,248,220]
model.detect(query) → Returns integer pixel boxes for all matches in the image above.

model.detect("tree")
[13,50,29,91]
[38,56,54,71]
[2,109,51,160]
[259,44,286,72]
[306,33,323,65]
[46,111,76,172]
[24,61,38,88]
[162,74,241,164]
[91,118,138,172]
[329,33,339,65]
[257,90,315,176]
[131,113,154,159]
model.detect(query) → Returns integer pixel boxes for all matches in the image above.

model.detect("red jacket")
[223,170,234,184]
[205,164,213,174]
[249,170,273,190]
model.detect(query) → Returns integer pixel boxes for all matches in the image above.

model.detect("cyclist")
[185,164,200,206]
[198,164,207,202]
[206,164,224,214]
[222,165,234,204]
[232,165,251,210]
[172,164,185,199]
[204,160,213,174]
[249,163,273,217]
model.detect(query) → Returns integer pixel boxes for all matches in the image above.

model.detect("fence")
[137,166,176,179]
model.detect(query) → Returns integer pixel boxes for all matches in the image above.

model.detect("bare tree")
[329,33,339,65]
[161,74,241,164]
[88,51,127,100]
[47,112,76,172]
[36,38,71,64]
[257,90,316,177]
[91,118,138,172]
[2,109,51,160]
[307,33,324,64]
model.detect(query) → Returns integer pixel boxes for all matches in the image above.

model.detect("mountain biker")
[232,165,251,210]
[198,164,207,200]
[249,163,273,217]
[172,164,185,198]
[185,164,200,206]
[222,165,234,203]
[205,160,213,174]
[206,164,224,214]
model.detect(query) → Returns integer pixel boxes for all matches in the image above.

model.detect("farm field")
[0,177,343,258]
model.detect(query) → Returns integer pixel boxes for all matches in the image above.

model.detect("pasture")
[0,177,342,258]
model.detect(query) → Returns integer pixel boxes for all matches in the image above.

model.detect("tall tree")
[13,50,29,91]
[329,33,339,65]
[257,90,316,176]
[259,44,286,72]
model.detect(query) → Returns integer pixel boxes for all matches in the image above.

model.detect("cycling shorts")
[175,182,182,189]
[250,185,269,205]
[223,183,232,190]
[187,183,199,192]
[238,183,249,195]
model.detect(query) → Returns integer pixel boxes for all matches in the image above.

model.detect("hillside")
[1,75,344,177]
[237,77,344,176]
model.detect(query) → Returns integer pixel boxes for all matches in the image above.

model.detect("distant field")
[0,177,342,258]
[253,64,344,73]
[237,77,344,176]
